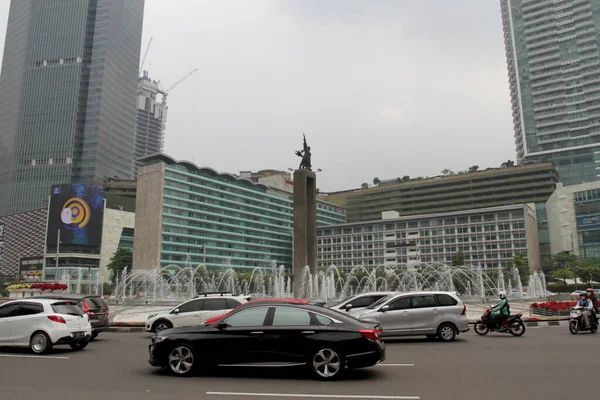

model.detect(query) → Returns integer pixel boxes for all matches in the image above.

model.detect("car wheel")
[311,347,345,380]
[437,323,456,342]
[90,332,99,341]
[69,341,89,350]
[30,332,52,354]
[168,344,196,376]
[153,320,172,333]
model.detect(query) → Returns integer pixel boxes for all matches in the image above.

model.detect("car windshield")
[331,295,359,308]
[367,295,394,309]
[52,302,84,316]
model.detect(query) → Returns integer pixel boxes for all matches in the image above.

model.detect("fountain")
[110,262,532,305]
[527,270,549,298]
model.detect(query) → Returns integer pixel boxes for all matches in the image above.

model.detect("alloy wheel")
[438,324,456,342]
[31,333,48,353]
[155,321,171,333]
[168,346,195,375]
[313,348,342,379]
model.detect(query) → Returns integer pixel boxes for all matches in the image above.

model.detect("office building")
[132,154,346,271]
[500,0,600,185]
[0,0,145,216]
[134,72,167,176]
[317,204,540,271]
[320,163,558,222]
[546,181,600,259]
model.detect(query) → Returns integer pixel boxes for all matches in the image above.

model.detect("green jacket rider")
[492,292,509,320]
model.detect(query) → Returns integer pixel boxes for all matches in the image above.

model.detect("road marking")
[0,354,69,360]
[206,392,419,399]
[377,363,415,367]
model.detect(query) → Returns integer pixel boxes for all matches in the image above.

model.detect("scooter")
[474,307,526,337]
[569,305,598,334]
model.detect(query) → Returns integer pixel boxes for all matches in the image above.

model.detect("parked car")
[146,292,251,333]
[149,301,385,379]
[355,291,469,342]
[329,292,397,316]
[36,294,109,340]
[0,299,92,353]
[203,298,310,325]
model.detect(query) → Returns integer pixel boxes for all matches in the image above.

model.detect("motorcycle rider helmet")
[499,291,507,299]
[580,292,588,299]
[587,288,594,295]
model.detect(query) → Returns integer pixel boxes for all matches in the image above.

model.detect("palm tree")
[500,160,515,168]
[373,177,381,186]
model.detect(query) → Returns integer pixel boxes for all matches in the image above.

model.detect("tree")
[500,160,515,168]
[107,248,133,283]
[552,268,574,287]
[441,169,455,175]
[468,165,479,173]
[373,177,380,186]
[360,182,369,190]
[510,253,530,285]
[452,250,465,266]
[402,175,410,182]
[550,252,579,272]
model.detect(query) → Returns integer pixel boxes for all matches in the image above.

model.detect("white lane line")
[377,363,415,367]
[0,354,70,359]
[206,392,419,399]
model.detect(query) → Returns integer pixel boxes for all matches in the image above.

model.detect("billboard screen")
[577,215,600,230]
[46,184,104,248]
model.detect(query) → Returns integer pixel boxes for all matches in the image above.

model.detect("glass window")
[412,295,438,309]
[316,314,334,325]
[349,296,375,308]
[226,299,242,309]
[388,297,411,310]
[272,307,312,326]
[225,307,269,327]
[435,294,458,307]
[20,303,44,316]
[203,299,227,311]
[51,302,83,316]
[178,299,204,313]
[0,303,21,318]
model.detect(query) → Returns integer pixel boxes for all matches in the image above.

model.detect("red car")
[203,298,309,325]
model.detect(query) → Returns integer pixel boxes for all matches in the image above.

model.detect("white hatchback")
[0,299,92,354]
[146,293,251,333]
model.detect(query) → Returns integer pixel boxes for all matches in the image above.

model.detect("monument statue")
[294,134,312,171]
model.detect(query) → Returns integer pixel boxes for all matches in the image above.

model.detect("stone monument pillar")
[293,169,317,299]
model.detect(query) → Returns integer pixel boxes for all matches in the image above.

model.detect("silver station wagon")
[355,291,469,342]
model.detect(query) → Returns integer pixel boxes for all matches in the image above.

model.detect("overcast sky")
[0,0,515,192]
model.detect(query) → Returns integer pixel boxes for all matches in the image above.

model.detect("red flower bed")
[29,283,68,292]
[531,300,600,312]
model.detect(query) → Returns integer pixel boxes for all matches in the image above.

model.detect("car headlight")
[153,336,166,344]
[147,313,158,319]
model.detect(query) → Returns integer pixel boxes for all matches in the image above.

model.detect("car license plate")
[73,332,84,338]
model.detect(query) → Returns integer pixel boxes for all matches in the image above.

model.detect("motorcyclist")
[586,288,598,322]
[491,292,510,330]
[578,292,594,329]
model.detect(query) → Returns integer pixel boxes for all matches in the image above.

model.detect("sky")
[0,0,515,192]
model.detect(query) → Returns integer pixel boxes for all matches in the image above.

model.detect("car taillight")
[48,315,66,324]
[461,304,467,315]
[82,301,95,316]
[360,329,382,340]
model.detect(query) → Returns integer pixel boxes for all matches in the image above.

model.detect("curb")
[107,326,146,333]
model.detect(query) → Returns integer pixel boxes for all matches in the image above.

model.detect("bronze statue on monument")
[294,134,312,171]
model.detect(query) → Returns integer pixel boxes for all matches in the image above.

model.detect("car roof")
[34,294,100,300]
[247,298,309,304]
[1,298,77,306]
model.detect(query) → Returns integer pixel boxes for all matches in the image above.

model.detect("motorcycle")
[569,305,598,335]
[474,307,526,337]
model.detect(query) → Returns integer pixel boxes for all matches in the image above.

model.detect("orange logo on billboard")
[60,197,91,229]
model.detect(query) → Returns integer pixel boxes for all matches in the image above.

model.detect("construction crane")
[139,37,153,76]
[160,68,199,106]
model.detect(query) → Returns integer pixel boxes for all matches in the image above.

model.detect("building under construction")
[134,71,167,176]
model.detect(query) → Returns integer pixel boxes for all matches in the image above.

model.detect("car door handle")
[250,331,263,335]
[301,331,315,334]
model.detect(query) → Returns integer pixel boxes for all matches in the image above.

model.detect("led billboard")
[46,184,104,248]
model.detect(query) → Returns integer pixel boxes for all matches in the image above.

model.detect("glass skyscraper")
[501,0,600,185]
[0,0,145,216]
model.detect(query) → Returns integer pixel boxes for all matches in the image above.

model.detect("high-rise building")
[501,0,600,186]
[134,71,167,176]
[0,0,145,216]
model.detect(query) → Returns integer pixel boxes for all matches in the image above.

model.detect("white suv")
[146,293,251,333]
[0,299,92,353]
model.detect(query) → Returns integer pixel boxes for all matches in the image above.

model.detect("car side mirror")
[380,305,390,312]
[216,321,228,330]
[344,304,353,311]
[172,308,180,314]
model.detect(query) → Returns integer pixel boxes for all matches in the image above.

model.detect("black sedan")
[148,302,385,380]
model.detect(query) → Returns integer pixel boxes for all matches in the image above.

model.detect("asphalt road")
[0,327,597,400]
